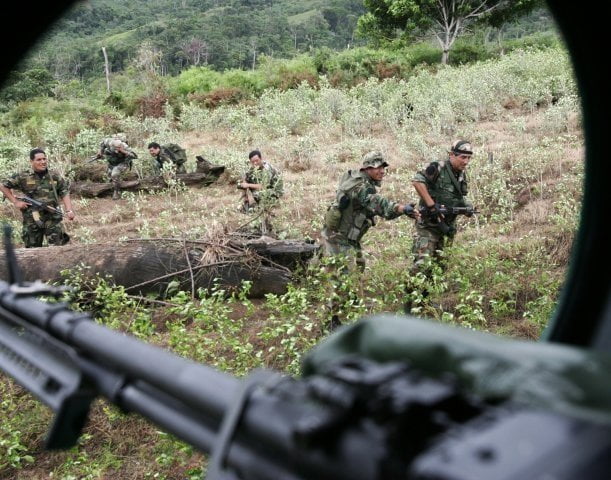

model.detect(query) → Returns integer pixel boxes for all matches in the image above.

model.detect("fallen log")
[0,238,320,298]
[71,170,225,198]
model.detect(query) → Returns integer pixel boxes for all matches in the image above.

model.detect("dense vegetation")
[12,0,366,79]
[0,2,580,478]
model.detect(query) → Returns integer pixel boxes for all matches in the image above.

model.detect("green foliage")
[359,0,544,63]
[60,265,156,339]
[20,0,366,79]
[0,37,581,480]
[0,68,57,104]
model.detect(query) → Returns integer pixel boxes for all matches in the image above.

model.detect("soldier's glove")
[464,205,475,217]
[427,202,442,218]
[403,203,416,217]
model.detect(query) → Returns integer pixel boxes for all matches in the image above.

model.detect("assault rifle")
[16,195,64,217]
[418,204,479,218]
[3,221,611,480]
[416,204,478,235]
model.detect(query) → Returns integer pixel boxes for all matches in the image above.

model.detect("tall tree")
[358,0,542,63]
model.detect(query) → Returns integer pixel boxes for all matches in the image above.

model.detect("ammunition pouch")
[324,205,342,232]
[347,212,372,242]
[436,220,455,236]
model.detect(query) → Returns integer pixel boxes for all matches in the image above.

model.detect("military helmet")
[113,132,127,143]
[361,151,389,169]
[450,140,473,156]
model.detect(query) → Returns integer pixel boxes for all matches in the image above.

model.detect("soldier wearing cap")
[95,134,138,200]
[409,139,475,283]
[0,148,75,247]
[321,151,419,329]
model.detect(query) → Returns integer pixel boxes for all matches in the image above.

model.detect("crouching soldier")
[148,142,187,174]
[95,134,137,200]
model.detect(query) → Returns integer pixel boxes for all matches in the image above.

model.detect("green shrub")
[175,66,222,95]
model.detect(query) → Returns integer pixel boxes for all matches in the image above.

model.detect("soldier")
[237,150,283,236]
[148,142,187,174]
[407,140,476,307]
[95,134,137,200]
[321,151,419,329]
[0,148,75,248]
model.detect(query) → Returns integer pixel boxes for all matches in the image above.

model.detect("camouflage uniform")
[321,154,404,329]
[152,146,187,174]
[2,169,70,248]
[100,138,137,198]
[322,169,403,268]
[239,162,283,236]
[411,158,471,273]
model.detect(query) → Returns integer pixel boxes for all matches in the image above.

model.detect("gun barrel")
[0,278,406,479]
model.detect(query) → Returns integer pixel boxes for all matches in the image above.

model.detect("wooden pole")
[102,46,111,93]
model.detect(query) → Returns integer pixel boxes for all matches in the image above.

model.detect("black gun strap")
[206,369,281,480]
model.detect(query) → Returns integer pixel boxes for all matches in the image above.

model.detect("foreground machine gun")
[2,222,611,479]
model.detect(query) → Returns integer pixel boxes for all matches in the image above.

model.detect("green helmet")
[361,151,389,169]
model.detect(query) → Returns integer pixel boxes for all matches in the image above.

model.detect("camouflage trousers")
[107,161,130,186]
[320,229,365,330]
[410,223,455,275]
[22,208,67,248]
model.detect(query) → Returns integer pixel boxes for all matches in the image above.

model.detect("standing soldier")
[0,148,75,248]
[237,149,283,236]
[321,151,418,329]
[147,142,187,174]
[95,134,137,200]
[407,140,476,309]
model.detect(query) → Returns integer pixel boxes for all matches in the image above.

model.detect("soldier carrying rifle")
[0,148,75,247]
[237,149,283,237]
[407,140,477,309]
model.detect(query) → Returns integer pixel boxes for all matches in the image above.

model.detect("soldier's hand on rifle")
[401,203,420,219]
[13,198,29,211]
[427,202,444,219]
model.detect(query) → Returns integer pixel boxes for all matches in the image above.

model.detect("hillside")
[18,0,366,78]
[0,44,583,477]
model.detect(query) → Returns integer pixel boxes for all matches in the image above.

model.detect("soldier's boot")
[112,186,120,200]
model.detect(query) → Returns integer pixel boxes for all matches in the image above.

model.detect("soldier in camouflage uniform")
[237,150,283,236]
[0,148,76,248]
[95,134,138,200]
[410,139,475,278]
[321,151,418,329]
[147,142,187,174]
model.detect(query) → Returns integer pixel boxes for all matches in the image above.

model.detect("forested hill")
[22,0,365,79]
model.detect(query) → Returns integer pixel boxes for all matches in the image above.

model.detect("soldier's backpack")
[164,143,187,165]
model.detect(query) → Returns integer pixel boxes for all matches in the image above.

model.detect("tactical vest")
[324,170,376,245]
[422,160,468,225]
